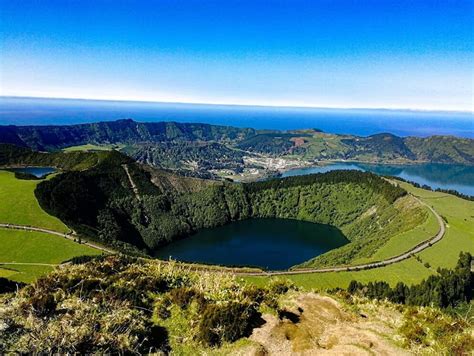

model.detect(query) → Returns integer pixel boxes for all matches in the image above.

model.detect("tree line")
[347,252,473,309]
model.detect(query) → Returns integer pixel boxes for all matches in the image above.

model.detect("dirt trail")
[247,293,409,355]
[122,164,141,201]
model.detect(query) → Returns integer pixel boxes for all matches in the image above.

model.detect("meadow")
[62,143,120,152]
[0,171,101,282]
[0,170,68,232]
[0,229,101,282]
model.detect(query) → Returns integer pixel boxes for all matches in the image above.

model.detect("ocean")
[0,97,472,138]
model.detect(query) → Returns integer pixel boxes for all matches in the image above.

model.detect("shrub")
[197,302,263,346]
[0,278,25,294]
[156,296,172,320]
[169,287,201,309]
[268,279,295,295]
[29,293,57,316]
[139,321,171,354]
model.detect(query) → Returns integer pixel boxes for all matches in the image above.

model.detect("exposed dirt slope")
[246,293,409,355]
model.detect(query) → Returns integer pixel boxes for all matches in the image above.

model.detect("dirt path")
[122,164,141,201]
[237,194,445,276]
[246,293,409,355]
[0,223,115,254]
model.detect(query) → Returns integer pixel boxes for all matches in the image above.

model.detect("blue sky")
[1,0,472,111]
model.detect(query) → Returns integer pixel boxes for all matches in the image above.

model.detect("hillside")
[25,147,428,267]
[0,255,471,354]
[0,144,112,171]
[0,119,256,151]
[0,120,472,180]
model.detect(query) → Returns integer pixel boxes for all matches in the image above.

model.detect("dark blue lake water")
[10,167,56,178]
[1,97,472,138]
[282,162,474,196]
[154,218,348,270]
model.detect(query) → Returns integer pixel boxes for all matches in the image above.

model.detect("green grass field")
[0,170,68,232]
[62,144,122,152]
[351,202,439,265]
[0,228,101,283]
[402,183,474,270]
[245,182,474,290]
[0,171,102,282]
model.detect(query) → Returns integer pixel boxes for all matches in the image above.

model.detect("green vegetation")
[0,119,256,151]
[355,202,439,262]
[1,120,472,179]
[0,144,110,171]
[402,182,474,270]
[122,141,247,179]
[62,143,118,152]
[347,252,472,308]
[35,151,417,268]
[405,135,474,165]
[0,170,68,232]
[0,255,471,354]
[246,182,474,289]
[0,168,103,282]
[236,132,311,154]
[0,255,285,353]
[0,228,101,283]
[399,307,473,353]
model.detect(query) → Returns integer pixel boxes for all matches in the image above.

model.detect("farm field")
[0,170,68,232]
[244,182,474,290]
[0,171,102,282]
[62,144,121,152]
[0,228,101,283]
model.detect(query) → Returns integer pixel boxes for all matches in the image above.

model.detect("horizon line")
[2,95,472,115]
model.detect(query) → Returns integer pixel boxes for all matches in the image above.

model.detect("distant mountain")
[0,119,256,151]
[0,119,473,168]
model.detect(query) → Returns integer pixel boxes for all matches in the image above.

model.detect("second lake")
[282,162,474,197]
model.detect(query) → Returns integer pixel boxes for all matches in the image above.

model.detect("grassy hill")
[0,255,471,354]
[0,170,68,232]
[1,144,469,287]
[0,229,101,283]
[0,169,102,282]
[0,119,256,151]
[0,144,111,171]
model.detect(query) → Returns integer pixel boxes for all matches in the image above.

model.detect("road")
[237,194,446,276]
[0,223,115,254]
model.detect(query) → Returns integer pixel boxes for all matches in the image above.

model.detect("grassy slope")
[0,170,68,232]
[245,182,474,290]
[0,229,101,283]
[402,182,474,269]
[62,144,119,152]
[0,171,101,282]
[352,201,438,264]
